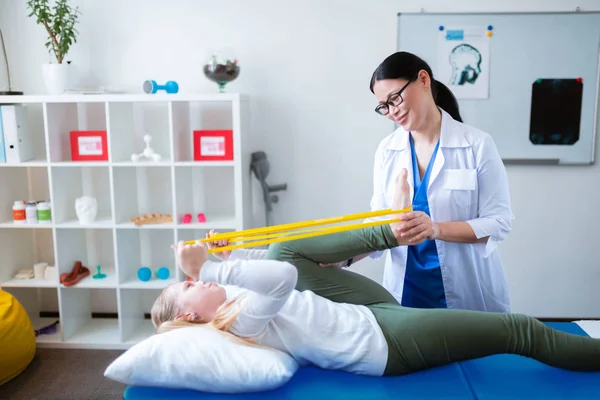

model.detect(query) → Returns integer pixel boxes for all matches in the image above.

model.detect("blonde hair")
[150,285,262,347]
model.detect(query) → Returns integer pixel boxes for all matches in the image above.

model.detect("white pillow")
[104,325,299,393]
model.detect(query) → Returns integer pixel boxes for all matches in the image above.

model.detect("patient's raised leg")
[266,169,412,306]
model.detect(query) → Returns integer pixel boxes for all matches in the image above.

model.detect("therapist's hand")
[394,211,439,244]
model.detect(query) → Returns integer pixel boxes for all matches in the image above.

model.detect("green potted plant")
[26,0,80,94]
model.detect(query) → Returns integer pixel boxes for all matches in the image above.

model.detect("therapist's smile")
[390,108,409,126]
[395,111,409,125]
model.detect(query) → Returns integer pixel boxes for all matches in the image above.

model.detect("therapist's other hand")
[395,211,439,244]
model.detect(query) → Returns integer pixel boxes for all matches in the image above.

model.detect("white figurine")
[75,196,98,224]
[131,134,162,162]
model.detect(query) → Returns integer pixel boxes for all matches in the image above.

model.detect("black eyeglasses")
[374,78,415,116]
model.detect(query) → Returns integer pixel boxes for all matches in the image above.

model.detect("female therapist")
[325,51,514,313]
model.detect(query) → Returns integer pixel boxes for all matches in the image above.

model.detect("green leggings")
[266,225,600,376]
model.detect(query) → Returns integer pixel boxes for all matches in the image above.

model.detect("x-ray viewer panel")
[529,78,583,145]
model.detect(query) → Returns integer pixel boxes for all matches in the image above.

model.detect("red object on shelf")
[193,130,233,161]
[197,213,206,223]
[70,130,108,161]
[182,214,192,224]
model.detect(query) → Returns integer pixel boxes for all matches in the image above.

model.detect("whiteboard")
[397,12,600,165]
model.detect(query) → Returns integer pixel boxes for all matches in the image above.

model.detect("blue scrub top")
[401,134,447,309]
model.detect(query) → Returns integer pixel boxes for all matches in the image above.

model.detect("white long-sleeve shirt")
[199,249,389,376]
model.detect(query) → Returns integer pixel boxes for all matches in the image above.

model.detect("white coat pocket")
[444,169,477,191]
[444,169,477,209]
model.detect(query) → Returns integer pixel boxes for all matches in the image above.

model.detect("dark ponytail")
[369,51,463,123]
[431,79,462,123]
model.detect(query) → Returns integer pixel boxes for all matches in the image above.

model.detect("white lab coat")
[367,108,514,312]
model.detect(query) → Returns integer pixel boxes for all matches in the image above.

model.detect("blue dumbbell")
[156,267,170,280]
[137,266,152,281]
[143,80,179,94]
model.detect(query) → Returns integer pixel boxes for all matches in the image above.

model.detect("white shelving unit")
[0,93,256,349]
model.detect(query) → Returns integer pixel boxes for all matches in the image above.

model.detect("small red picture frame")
[70,130,108,161]
[193,130,233,161]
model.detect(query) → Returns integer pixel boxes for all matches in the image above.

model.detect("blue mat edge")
[543,321,588,335]
[123,322,591,399]
[123,362,473,399]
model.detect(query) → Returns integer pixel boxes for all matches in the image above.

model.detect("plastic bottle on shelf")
[12,201,26,224]
[25,201,38,223]
[37,201,52,223]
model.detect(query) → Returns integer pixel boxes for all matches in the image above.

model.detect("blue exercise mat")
[459,322,600,399]
[123,322,599,399]
[124,362,473,399]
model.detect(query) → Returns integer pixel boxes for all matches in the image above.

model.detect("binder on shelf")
[0,104,34,163]
[0,106,6,163]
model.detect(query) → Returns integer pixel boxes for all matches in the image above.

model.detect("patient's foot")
[390,168,411,231]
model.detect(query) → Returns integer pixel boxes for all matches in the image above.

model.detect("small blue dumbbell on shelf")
[137,266,152,281]
[143,80,179,94]
[156,267,170,280]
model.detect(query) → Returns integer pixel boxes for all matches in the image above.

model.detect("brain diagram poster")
[437,26,490,99]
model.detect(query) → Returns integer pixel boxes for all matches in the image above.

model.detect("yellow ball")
[486,31,493,37]
[0,290,36,385]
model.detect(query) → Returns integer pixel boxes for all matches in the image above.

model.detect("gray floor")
[0,348,126,400]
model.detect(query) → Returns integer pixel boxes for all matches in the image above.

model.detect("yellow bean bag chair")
[0,289,36,385]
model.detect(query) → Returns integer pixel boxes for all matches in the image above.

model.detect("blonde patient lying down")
[151,170,600,377]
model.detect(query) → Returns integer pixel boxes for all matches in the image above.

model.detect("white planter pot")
[42,63,75,94]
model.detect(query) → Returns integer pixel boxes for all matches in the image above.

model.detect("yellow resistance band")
[185,207,412,253]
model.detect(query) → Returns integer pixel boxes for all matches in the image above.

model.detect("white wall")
[1,0,599,318]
